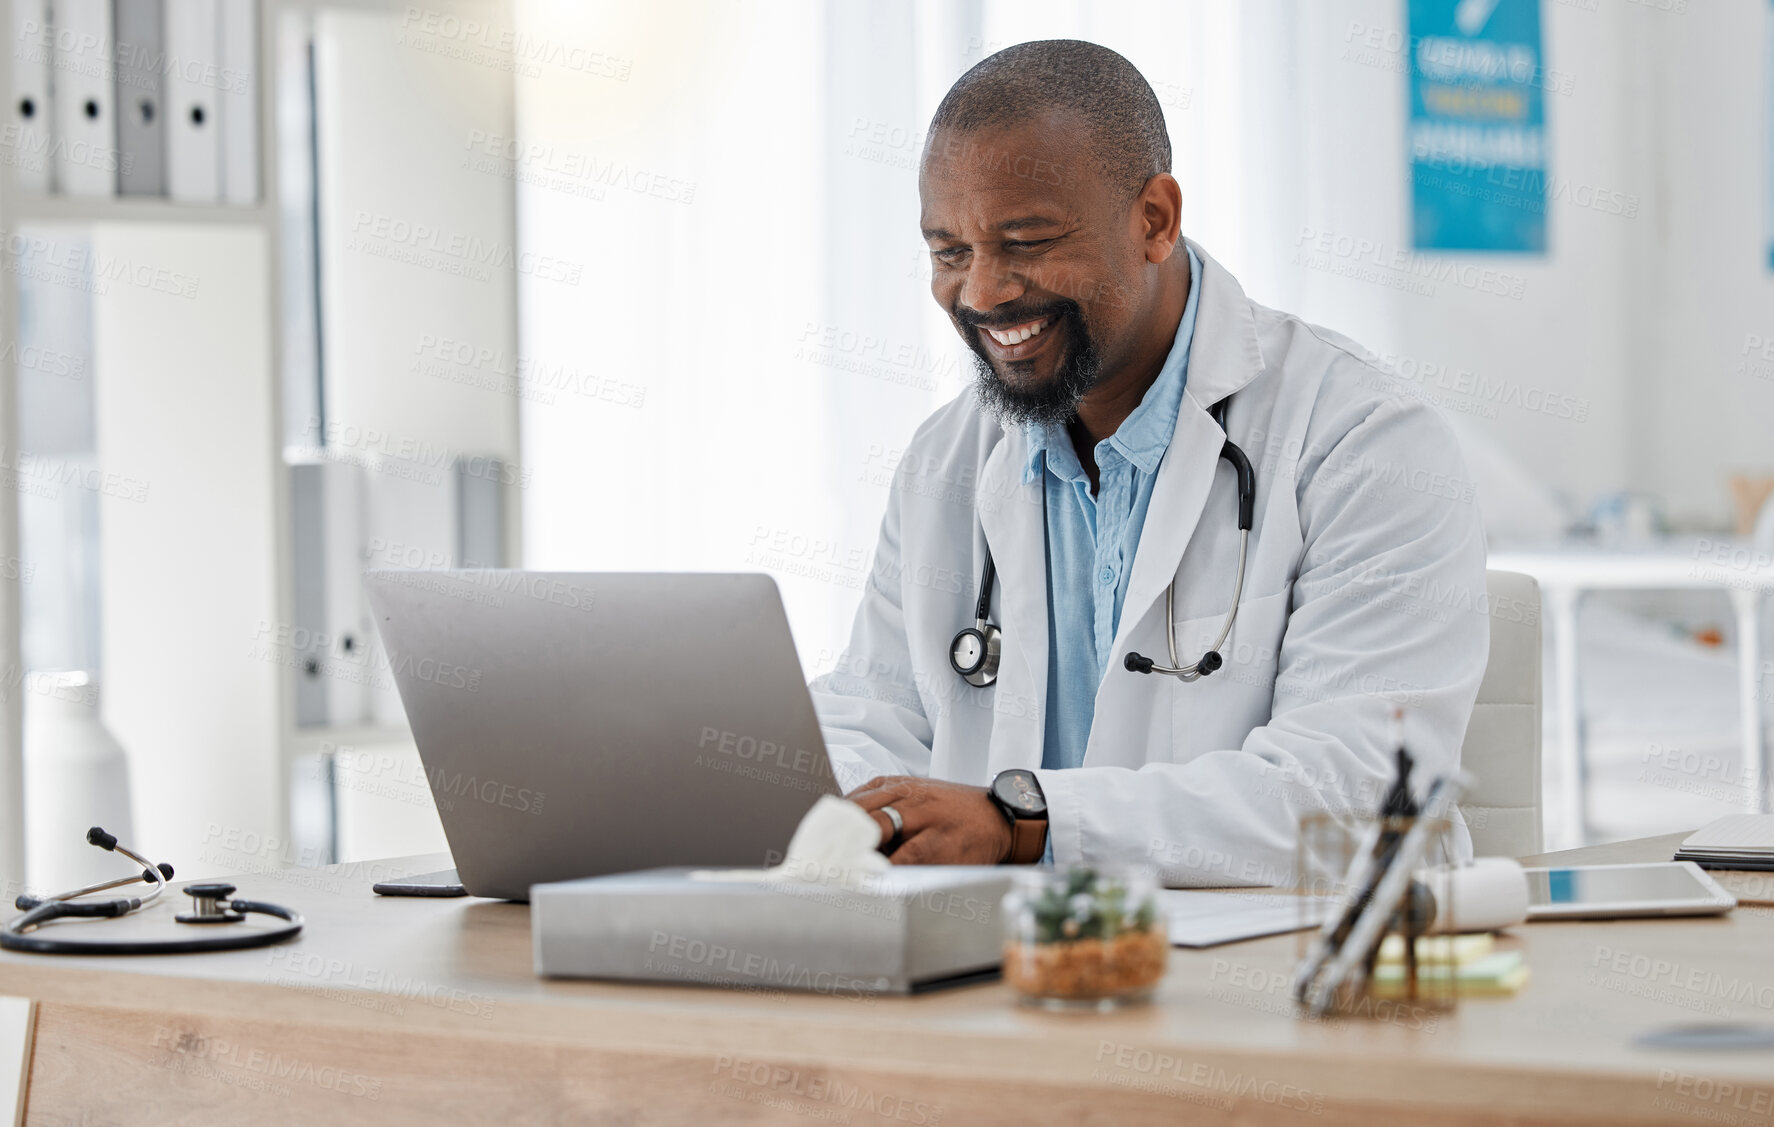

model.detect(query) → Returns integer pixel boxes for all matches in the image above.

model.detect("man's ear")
[1138,172,1184,265]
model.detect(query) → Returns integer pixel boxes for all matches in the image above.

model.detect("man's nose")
[957,254,1024,314]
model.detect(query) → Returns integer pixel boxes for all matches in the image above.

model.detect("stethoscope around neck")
[948,397,1256,688]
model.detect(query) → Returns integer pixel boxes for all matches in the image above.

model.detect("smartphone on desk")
[373,868,468,897]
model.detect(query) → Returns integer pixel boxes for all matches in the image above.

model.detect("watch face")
[993,769,1045,816]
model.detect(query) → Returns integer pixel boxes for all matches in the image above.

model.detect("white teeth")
[988,318,1048,347]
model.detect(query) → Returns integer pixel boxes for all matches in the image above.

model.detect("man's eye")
[1006,239,1053,252]
[932,247,967,264]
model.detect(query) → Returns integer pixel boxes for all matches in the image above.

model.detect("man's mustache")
[954,299,1080,332]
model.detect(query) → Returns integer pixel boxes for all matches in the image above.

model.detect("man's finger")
[850,785,936,852]
[868,808,898,850]
[848,776,894,797]
[888,830,940,866]
[847,781,912,811]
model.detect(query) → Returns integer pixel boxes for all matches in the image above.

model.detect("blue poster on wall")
[1408,0,1548,253]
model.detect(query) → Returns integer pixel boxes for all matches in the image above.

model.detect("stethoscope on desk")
[1,827,303,955]
[949,396,1256,687]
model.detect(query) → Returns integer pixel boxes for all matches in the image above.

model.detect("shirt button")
[1099,566,1116,586]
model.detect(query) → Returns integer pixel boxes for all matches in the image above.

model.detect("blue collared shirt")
[1025,245,1202,773]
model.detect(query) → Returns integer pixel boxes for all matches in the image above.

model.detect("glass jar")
[1295,811,1461,1017]
[1002,866,1167,1011]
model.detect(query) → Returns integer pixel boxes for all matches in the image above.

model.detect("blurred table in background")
[1492,539,1774,849]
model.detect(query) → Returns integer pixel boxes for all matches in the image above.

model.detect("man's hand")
[847,776,1012,865]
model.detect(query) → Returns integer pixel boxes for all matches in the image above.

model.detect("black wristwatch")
[988,769,1048,864]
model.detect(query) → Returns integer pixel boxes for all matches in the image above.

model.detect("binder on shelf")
[112,0,163,196]
[49,0,114,197]
[7,0,52,192]
[218,0,255,204]
[164,0,218,203]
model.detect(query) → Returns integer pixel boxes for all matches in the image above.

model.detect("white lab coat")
[810,242,1489,886]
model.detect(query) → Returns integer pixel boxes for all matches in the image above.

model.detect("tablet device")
[1522,861,1736,920]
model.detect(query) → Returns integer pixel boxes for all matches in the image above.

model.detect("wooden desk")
[6,838,1774,1126]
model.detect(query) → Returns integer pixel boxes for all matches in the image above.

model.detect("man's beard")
[962,301,1102,427]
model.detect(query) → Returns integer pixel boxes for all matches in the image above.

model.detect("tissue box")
[531,866,1013,994]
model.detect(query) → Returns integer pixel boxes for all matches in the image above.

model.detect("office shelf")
[0,0,520,883]
[3,193,274,230]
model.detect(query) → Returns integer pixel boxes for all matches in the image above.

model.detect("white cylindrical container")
[23,672,136,894]
[1425,857,1531,934]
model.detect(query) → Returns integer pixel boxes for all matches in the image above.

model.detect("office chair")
[1459,570,1544,857]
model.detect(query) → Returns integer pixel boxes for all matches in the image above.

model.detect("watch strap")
[1005,816,1048,865]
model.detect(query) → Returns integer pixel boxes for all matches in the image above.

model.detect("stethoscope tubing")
[1137,527,1248,680]
[952,396,1254,686]
[0,901,305,955]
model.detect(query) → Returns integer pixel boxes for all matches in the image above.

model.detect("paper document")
[1680,815,1774,855]
[1163,890,1331,948]
[1675,815,1774,871]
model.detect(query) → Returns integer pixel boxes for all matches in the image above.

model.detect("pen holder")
[1295,811,1460,1018]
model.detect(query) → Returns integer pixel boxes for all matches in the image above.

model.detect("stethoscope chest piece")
[949,620,1002,687]
[949,552,1002,687]
[176,883,246,924]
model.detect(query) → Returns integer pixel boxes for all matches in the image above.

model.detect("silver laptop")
[364,571,840,899]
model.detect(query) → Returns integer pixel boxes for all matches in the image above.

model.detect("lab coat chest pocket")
[1166,587,1292,763]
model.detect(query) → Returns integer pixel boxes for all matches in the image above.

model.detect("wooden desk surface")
[7,836,1774,1126]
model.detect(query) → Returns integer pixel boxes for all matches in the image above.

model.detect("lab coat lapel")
[975,427,1048,776]
[1110,243,1267,671]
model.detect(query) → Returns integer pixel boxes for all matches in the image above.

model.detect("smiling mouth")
[980,314,1056,347]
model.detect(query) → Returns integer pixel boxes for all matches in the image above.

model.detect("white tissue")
[690,795,890,888]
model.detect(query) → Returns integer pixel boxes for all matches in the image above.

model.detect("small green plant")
[1029,868,1158,944]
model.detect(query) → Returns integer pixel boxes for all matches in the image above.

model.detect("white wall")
[1642,2,1774,525]
[512,0,867,668]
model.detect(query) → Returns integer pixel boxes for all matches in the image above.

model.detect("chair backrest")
[1459,570,1543,857]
